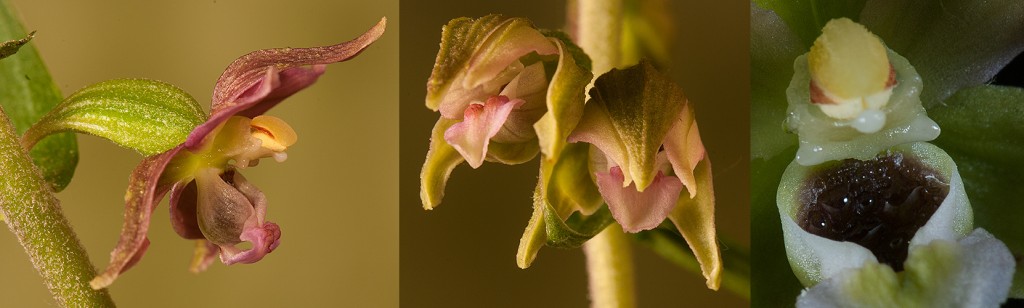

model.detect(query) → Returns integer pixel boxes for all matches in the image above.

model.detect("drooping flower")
[87,18,386,289]
[564,61,721,289]
[420,14,591,209]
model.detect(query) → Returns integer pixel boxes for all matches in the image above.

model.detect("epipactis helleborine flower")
[566,61,721,289]
[420,14,591,209]
[89,18,385,290]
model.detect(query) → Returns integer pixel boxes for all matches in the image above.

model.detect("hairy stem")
[584,224,636,308]
[572,0,623,76]
[0,108,115,306]
[571,0,636,307]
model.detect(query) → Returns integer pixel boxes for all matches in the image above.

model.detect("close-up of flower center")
[796,152,949,270]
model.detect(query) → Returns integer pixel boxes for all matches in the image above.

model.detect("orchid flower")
[558,61,721,289]
[23,18,388,290]
[752,3,1024,304]
[419,14,592,210]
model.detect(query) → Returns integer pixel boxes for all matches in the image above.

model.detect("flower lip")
[796,151,949,271]
[778,142,973,287]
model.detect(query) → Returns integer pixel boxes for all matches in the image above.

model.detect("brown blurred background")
[1,0,397,306]
[399,0,749,307]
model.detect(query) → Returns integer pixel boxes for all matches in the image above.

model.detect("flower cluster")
[419,14,721,289]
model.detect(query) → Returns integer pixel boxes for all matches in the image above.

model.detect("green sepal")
[419,118,465,210]
[930,85,1024,297]
[1,4,78,191]
[425,15,556,110]
[574,60,683,190]
[426,15,504,109]
[533,38,592,161]
[23,78,206,156]
[539,138,613,250]
[517,143,605,267]
[544,143,604,215]
[516,181,548,269]
[543,199,614,249]
[539,29,592,73]
[485,139,539,165]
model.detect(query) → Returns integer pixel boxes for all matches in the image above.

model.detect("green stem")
[572,1,636,307]
[583,224,637,308]
[0,108,115,306]
[572,0,623,77]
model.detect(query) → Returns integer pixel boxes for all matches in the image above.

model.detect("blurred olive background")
[399,1,749,307]
[1,0,397,306]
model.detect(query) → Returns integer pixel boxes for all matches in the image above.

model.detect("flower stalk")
[571,0,638,306]
[0,108,115,307]
[584,224,637,308]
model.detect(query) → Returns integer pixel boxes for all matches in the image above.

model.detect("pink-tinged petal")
[596,166,683,233]
[569,62,688,191]
[184,17,386,150]
[437,61,523,119]
[492,62,548,143]
[444,96,523,168]
[567,101,632,186]
[663,104,706,197]
[91,146,183,290]
[462,18,558,90]
[169,180,204,239]
[667,159,721,290]
[189,240,220,273]
[221,222,282,265]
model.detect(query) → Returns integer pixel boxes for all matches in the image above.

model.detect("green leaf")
[1,3,78,191]
[930,85,1024,297]
[860,0,1024,108]
[752,0,867,48]
[750,4,802,160]
[23,78,206,156]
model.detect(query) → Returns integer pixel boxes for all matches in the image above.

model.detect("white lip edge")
[778,142,972,287]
